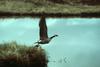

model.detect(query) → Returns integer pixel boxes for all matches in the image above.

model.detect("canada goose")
[35,16,58,45]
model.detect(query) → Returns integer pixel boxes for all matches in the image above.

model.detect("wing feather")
[39,16,48,40]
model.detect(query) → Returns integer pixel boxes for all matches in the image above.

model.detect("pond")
[0,18,100,67]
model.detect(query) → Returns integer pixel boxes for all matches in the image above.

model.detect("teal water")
[0,18,100,67]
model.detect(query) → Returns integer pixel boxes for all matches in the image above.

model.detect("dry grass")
[0,41,48,67]
[0,0,100,14]
[0,0,100,17]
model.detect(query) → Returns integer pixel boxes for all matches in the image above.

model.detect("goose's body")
[35,16,58,45]
[36,35,58,44]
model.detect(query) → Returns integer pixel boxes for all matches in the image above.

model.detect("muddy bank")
[0,12,100,18]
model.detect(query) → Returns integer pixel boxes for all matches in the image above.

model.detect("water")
[0,18,100,67]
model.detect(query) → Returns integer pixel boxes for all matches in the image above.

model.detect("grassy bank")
[0,41,48,67]
[0,0,100,17]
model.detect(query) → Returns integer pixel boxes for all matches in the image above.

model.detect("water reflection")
[0,18,100,67]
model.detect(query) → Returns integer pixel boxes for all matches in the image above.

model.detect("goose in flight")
[35,16,58,45]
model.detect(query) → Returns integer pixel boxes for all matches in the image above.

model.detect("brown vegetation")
[0,42,48,67]
[0,0,100,17]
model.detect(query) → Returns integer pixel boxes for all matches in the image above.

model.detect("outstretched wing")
[39,16,48,40]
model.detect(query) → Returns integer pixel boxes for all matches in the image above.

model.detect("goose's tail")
[33,41,40,48]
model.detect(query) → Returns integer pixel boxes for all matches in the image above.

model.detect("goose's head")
[54,34,58,37]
